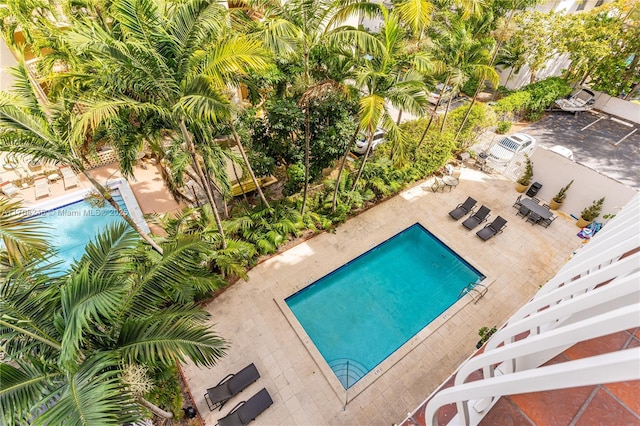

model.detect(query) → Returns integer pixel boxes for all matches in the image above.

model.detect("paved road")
[523,111,640,190]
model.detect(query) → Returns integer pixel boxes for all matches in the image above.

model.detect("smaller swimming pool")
[286,224,484,389]
[22,179,149,272]
[33,194,129,270]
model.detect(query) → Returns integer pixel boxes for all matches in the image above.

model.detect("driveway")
[523,111,640,190]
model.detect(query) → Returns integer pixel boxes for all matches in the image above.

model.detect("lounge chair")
[476,216,508,241]
[60,166,79,190]
[462,205,491,230]
[217,388,273,426]
[448,196,477,220]
[34,177,51,199]
[0,181,20,197]
[205,363,260,411]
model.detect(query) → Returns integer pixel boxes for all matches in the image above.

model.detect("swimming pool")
[285,223,484,389]
[23,178,149,272]
[33,194,129,270]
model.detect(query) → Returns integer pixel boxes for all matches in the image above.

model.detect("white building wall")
[0,38,17,91]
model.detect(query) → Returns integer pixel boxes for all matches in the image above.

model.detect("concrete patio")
[181,166,585,426]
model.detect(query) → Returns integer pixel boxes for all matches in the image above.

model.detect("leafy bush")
[283,163,306,196]
[493,77,571,121]
[496,120,512,134]
[145,364,184,420]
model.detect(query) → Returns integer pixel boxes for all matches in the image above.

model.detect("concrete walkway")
[181,166,584,426]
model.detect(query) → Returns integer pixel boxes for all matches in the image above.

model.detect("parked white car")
[353,129,386,155]
[426,83,458,105]
[486,133,536,168]
[549,145,574,160]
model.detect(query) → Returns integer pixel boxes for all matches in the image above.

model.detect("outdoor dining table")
[520,198,553,220]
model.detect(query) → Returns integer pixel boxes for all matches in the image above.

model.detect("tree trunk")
[179,120,227,249]
[230,124,270,210]
[351,131,375,191]
[331,125,360,213]
[624,81,640,100]
[455,84,482,140]
[439,92,455,132]
[396,109,403,125]
[78,164,164,255]
[137,396,174,419]
[416,76,450,152]
[301,102,310,215]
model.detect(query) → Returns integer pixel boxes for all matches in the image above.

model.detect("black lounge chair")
[476,216,507,241]
[448,197,477,220]
[217,388,273,426]
[462,205,491,230]
[205,363,260,411]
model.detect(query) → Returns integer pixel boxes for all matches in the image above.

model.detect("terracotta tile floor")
[402,328,640,426]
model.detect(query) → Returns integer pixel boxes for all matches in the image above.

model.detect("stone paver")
[181,166,584,426]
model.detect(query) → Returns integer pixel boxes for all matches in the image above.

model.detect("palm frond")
[0,198,50,265]
[117,316,227,367]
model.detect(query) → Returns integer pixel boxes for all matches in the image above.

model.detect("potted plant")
[516,155,533,193]
[549,180,573,210]
[476,326,497,349]
[576,197,605,228]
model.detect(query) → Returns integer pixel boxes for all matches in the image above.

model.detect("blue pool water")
[285,223,484,389]
[34,195,129,271]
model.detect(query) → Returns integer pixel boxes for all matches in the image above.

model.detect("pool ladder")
[458,282,488,303]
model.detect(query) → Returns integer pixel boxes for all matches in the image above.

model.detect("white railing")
[416,194,640,426]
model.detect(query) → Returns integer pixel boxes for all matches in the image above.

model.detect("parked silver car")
[353,129,386,155]
[486,133,536,168]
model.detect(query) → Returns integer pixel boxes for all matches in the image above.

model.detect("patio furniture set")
[513,194,557,227]
[448,196,507,241]
[204,363,273,426]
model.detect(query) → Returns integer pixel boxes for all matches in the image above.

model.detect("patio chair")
[531,197,540,204]
[476,216,508,241]
[217,388,273,426]
[513,194,522,210]
[0,181,20,197]
[60,166,79,190]
[34,177,51,199]
[204,363,260,411]
[448,196,477,220]
[540,215,556,228]
[516,205,530,218]
[542,203,551,210]
[462,205,491,230]
[527,212,542,225]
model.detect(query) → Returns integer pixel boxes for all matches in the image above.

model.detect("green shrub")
[493,91,531,119]
[145,364,184,419]
[282,163,306,196]
[496,120,512,134]
[493,77,572,122]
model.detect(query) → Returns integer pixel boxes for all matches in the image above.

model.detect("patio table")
[442,175,459,191]
[520,198,552,220]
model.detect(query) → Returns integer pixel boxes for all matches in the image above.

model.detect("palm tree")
[348,9,429,190]
[0,223,227,425]
[0,198,49,269]
[0,65,164,254]
[66,0,272,249]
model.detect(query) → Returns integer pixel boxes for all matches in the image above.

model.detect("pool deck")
[181,166,584,426]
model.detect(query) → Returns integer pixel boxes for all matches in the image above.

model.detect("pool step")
[328,358,368,389]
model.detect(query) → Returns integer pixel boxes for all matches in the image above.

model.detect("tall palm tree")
[348,9,429,190]
[0,65,164,254]
[67,0,272,249]
[0,223,227,425]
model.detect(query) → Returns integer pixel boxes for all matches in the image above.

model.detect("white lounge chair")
[0,181,20,197]
[555,88,595,113]
[34,177,51,199]
[60,166,79,190]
